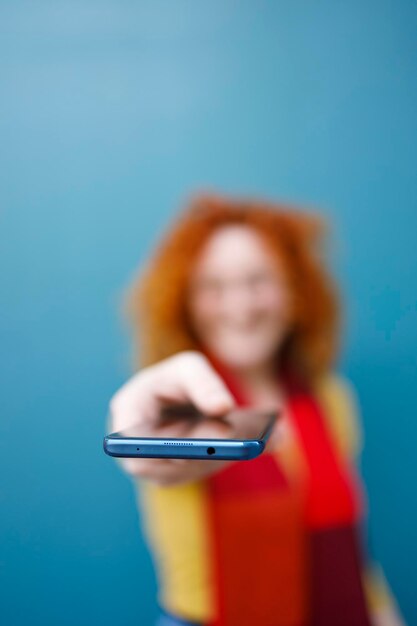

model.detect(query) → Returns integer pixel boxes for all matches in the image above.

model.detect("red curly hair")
[125,193,341,384]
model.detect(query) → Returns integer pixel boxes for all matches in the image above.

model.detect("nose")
[219,282,259,322]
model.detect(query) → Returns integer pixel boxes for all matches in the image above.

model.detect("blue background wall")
[1,2,416,624]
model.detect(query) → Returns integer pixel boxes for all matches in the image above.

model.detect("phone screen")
[111,404,278,442]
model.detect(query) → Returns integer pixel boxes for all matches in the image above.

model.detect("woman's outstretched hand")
[108,351,239,485]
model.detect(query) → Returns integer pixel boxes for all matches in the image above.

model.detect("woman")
[111,194,404,625]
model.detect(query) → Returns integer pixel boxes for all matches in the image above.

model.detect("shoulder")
[313,371,364,460]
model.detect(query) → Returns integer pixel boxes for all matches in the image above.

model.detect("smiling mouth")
[219,330,272,342]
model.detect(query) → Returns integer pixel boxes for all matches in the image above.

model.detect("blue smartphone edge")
[103,412,277,461]
[103,436,265,461]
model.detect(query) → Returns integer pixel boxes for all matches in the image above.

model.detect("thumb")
[171,352,236,416]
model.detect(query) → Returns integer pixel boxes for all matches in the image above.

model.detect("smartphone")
[103,404,278,461]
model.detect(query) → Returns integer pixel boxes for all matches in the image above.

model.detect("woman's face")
[187,225,293,372]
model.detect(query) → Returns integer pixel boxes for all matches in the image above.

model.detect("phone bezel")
[103,408,278,461]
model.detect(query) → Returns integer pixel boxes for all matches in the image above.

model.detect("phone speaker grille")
[163,441,194,446]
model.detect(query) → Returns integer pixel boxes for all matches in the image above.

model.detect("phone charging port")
[207,447,216,455]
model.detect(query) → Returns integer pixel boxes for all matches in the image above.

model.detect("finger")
[109,368,160,431]
[121,457,179,482]
[123,457,221,486]
[109,351,236,432]
[158,352,236,416]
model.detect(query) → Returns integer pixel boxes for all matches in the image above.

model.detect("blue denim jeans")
[155,609,202,626]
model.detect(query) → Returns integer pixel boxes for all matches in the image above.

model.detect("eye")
[193,277,224,297]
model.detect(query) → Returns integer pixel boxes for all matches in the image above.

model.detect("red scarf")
[204,356,371,626]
